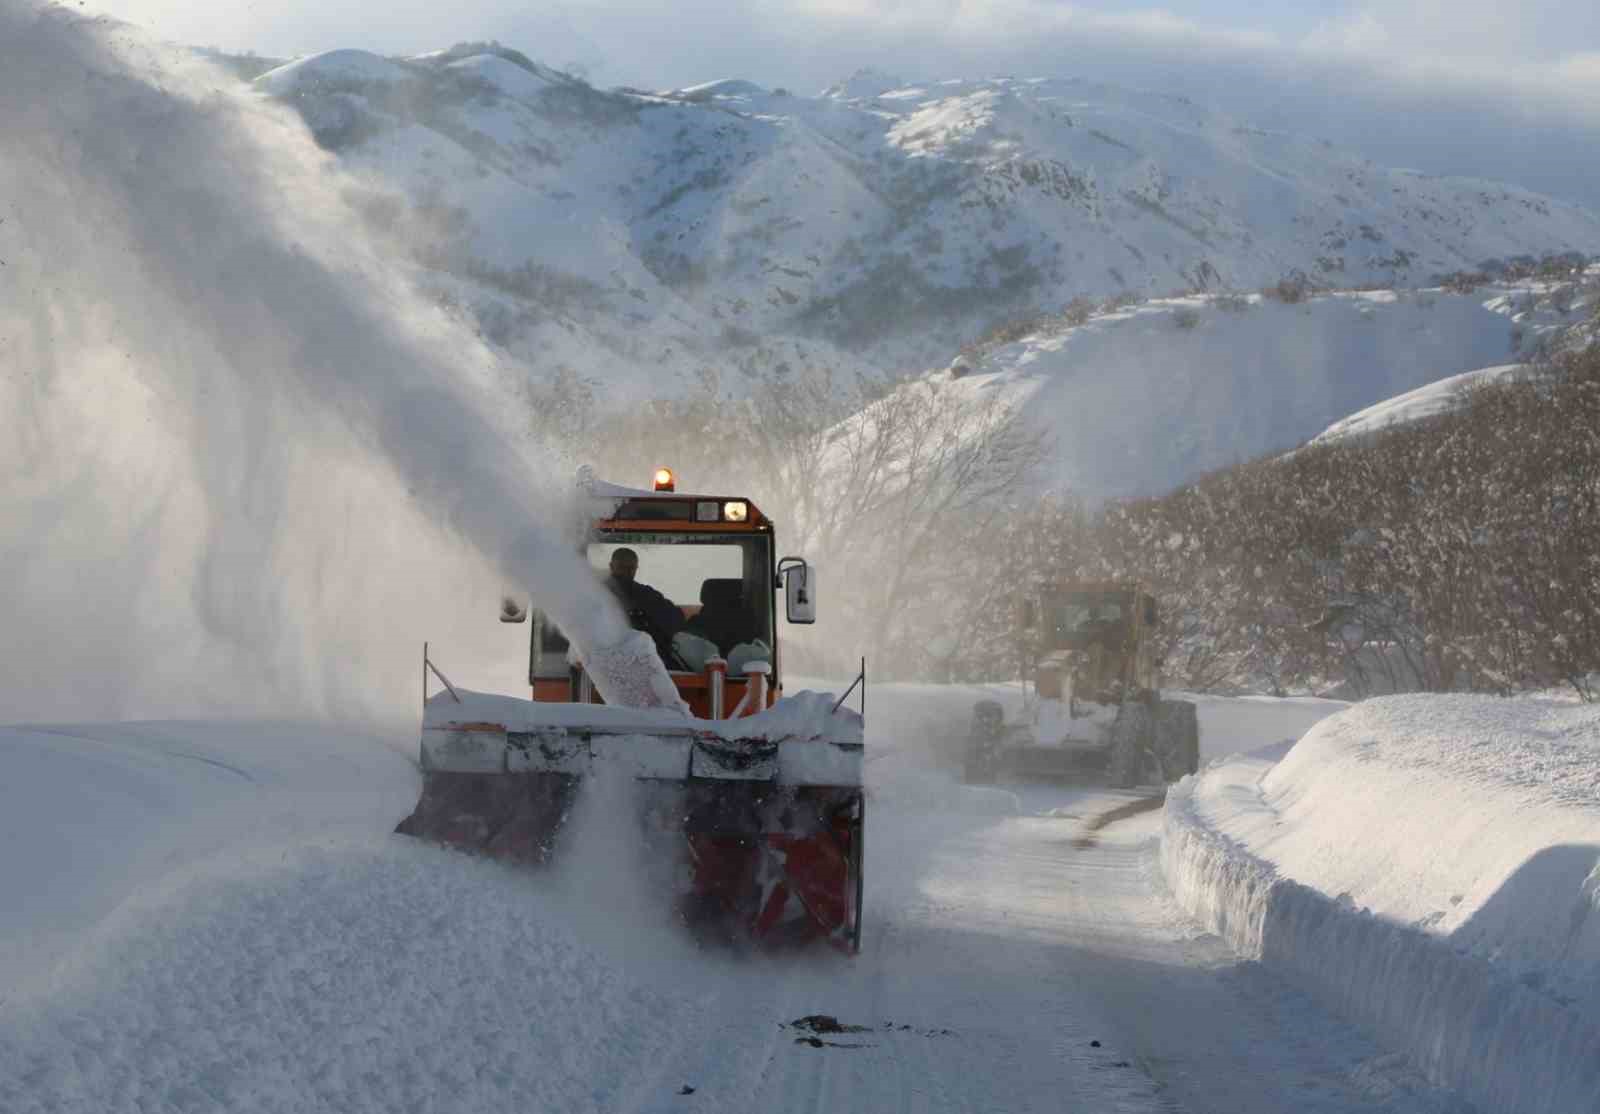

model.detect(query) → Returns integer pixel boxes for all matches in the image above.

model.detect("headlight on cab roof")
[722,500,749,523]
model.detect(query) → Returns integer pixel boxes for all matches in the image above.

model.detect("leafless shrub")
[1439,270,1491,295]
[1061,296,1095,327]
[958,296,1098,362]
[1261,273,1311,304]
[976,313,1053,349]
[970,342,1600,698]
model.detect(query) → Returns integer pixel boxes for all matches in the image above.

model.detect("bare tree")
[800,378,1051,674]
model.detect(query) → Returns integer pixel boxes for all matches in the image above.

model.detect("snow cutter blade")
[395,689,865,952]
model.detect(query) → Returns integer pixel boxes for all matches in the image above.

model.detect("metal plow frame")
[399,714,865,954]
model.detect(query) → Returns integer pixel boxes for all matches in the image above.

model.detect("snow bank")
[1162,696,1600,1114]
[0,717,723,1112]
[0,721,421,999]
[0,838,697,1114]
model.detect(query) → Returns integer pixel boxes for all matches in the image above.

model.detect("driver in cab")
[605,547,683,657]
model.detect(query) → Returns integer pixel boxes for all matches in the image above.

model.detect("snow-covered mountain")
[248,45,1600,396]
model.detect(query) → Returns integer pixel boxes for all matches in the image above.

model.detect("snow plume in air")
[0,2,626,725]
[550,766,708,976]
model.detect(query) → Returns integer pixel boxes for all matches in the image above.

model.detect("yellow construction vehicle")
[965,581,1198,787]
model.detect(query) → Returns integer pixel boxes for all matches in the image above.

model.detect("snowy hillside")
[1306,364,1524,446]
[1302,267,1600,446]
[870,253,1600,499]
[916,284,1535,497]
[248,46,1600,395]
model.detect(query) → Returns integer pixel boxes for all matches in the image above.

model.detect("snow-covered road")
[634,782,1465,1114]
[0,690,1465,1113]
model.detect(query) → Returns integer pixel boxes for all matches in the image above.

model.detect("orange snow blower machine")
[396,470,865,953]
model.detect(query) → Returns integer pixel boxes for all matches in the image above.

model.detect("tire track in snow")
[13,725,259,784]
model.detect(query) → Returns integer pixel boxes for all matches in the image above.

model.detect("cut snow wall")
[1162,775,1600,1114]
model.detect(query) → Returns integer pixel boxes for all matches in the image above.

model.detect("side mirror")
[779,558,817,624]
[500,596,528,624]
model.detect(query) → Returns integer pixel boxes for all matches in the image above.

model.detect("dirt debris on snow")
[781,1015,957,1048]
[792,1036,871,1049]
[784,1014,876,1049]
[788,1014,873,1034]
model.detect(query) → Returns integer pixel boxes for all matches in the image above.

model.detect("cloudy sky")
[83,0,1600,210]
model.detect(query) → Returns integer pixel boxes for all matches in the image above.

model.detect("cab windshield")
[1047,593,1130,644]
[589,533,773,671]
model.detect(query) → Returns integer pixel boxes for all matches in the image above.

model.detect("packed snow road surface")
[0,690,1463,1113]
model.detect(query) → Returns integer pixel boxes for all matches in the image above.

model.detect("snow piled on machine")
[1162,695,1600,1114]
[421,685,864,786]
[429,686,862,744]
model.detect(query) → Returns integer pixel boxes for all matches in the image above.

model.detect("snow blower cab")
[964,582,1199,788]
[396,470,864,952]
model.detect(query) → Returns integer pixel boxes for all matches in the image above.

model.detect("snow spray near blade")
[547,766,710,976]
[0,3,637,724]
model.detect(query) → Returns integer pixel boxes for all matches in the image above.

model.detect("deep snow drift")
[0,3,637,725]
[1163,695,1600,1114]
[0,723,702,1114]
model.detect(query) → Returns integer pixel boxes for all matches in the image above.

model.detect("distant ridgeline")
[239,45,1600,390]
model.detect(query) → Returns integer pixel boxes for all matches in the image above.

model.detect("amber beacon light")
[652,467,676,492]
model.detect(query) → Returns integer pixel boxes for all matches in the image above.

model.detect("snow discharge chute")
[396,479,866,953]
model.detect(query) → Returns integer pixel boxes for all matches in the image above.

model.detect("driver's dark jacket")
[607,575,683,654]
